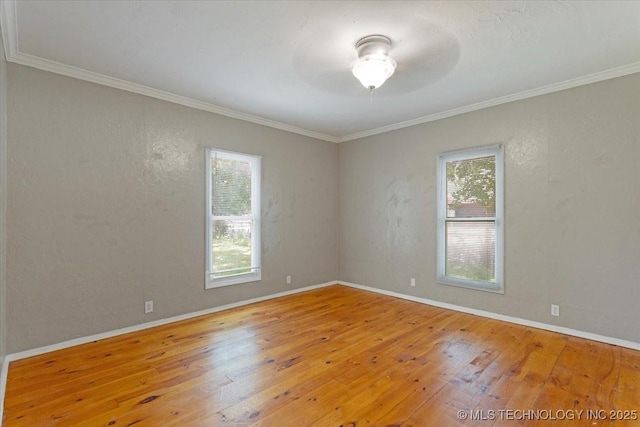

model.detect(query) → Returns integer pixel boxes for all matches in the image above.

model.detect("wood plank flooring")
[3,285,640,426]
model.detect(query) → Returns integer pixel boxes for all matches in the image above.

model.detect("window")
[437,145,504,293]
[206,148,261,288]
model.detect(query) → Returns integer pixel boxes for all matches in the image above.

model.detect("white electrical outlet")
[551,304,560,317]
[286,275,291,284]
[410,278,416,287]
[145,300,154,314]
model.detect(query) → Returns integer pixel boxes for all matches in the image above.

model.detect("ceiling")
[2,1,640,143]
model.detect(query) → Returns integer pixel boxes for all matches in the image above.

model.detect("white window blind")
[437,146,504,293]
[206,149,261,288]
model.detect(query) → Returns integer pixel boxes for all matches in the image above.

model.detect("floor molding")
[338,281,640,352]
[0,281,339,419]
[5,280,639,361]
[2,279,638,419]
[5,281,338,364]
[0,355,7,423]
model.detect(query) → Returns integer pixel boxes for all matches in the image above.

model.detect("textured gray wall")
[0,32,7,362]
[339,72,640,343]
[5,62,640,354]
[7,64,338,353]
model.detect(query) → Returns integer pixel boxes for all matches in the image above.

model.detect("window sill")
[437,276,504,294]
[206,272,261,289]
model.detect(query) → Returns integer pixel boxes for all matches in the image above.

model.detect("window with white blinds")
[437,145,504,293]
[206,148,261,288]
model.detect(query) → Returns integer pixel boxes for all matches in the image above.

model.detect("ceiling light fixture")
[351,35,396,91]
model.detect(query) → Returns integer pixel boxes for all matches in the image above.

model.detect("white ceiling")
[2,1,640,143]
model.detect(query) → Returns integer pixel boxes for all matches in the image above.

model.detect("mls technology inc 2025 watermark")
[456,409,638,422]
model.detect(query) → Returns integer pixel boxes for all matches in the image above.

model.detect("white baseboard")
[0,280,337,420]
[2,278,638,422]
[338,280,640,351]
[0,355,7,423]
[4,279,638,360]
[5,281,338,363]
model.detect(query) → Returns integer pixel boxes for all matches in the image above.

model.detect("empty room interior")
[1,1,640,426]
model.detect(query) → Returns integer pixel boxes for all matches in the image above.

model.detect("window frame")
[437,145,504,293]
[205,148,261,289]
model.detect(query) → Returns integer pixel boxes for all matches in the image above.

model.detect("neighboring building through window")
[206,148,261,288]
[437,145,504,293]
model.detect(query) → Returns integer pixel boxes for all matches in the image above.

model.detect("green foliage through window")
[212,158,252,217]
[207,149,261,286]
[446,156,495,216]
[438,146,503,292]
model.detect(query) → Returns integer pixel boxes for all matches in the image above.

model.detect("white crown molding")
[0,1,339,143]
[0,0,17,62]
[2,0,640,145]
[7,52,342,143]
[337,61,640,143]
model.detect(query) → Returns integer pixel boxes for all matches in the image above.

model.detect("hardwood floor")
[3,285,640,426]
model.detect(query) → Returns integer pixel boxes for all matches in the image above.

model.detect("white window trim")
[205,148,261,289]
[437,145,504,294]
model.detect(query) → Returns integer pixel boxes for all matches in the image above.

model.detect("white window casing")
[437,145,504,293]
[206,148,261,289]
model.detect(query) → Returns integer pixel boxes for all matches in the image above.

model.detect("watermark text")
[456,409,638,422]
